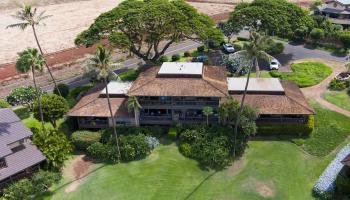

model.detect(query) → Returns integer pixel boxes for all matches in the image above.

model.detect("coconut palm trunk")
[31,65,45,128]
[31,25,61,96]
[134,108,140,127]
[103,77,121,161]
[232,57,255,158]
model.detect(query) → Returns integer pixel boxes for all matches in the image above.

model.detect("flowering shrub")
[313,144,350,199]
[145,136,159,149]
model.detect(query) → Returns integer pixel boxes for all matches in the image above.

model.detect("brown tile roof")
[341,153,350,167]
[229,80,315,115]
[128,66,228,97]
[68,84,132,118]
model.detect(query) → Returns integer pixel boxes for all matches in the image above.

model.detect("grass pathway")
[299,58,350,117]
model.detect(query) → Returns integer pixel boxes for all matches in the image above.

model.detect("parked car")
[222,43,235,53]
[193,55,209,63]
[269,59,279,70]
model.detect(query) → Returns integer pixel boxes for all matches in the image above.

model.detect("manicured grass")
[47,141,331,200]
[270,62,332,87]
[323,90,350,112]
[302,101,350,156]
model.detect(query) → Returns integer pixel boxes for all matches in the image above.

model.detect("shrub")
[171,54,181,61]
[233,43,243,51]
[310,28,324,44]
[168,127,177,140]
[336,167,350,195]
[257,121,314,136]
[191,136,231,170]
[329,78,346,91]
[184,51,192,57]
[87,142,111,161]
[0,99,11,108]
[2,171,61,200]
[179,129,202,144]
[53,83,70,98]
[119,134,151,161]
[159,55,169,62]
[69,84,94,99]
[237,37,249,41]
[71,130,101,151]
[32,129,72,169]
[265,42,284,55]
[197,45,205,52]
[292,138,305,146]
[145,136,160,149]
[179,143,192,157]
[119,69,139,81]
[339,31,350,49]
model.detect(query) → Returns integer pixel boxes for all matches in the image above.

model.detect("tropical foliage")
[2,171,61,200]
[33,94,69,128]
[228,0,314,38]
[32,128,72,169]
[6,86,40,110]
[75,0,223,61]
[7,3,61,95]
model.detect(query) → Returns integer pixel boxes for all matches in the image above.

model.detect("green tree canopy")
[75,0,223,61]
[33,94,69,127]
[32,128,72,169]
[6,86,41,110]
[228,0,314,38]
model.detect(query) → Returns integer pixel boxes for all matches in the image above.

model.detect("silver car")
[223,43,235,53]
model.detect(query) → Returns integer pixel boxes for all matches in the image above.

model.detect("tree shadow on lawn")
[183,170,218,200]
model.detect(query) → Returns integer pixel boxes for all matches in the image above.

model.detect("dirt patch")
[147,151,159,162]
[255,180,276,198]
[226,158,245,177]
[62,155,94,193]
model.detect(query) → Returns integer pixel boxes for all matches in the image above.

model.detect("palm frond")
[6,22,29,30]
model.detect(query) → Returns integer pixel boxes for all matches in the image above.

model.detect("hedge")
[71,130,101,150]
[257,116,314,136]
[0,99,11,108]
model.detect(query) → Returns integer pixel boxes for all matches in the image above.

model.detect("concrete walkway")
[299,58,350,117]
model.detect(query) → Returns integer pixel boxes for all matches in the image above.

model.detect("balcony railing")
[139,100,218,106]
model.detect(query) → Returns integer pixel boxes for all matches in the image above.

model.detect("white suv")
[223,43,235,53]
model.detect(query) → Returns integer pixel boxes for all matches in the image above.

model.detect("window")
[0,158,7,169]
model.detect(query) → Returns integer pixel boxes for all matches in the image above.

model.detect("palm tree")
[229,30,271,158]
[202,106,213,126]
[127,96,142,127]
[7,3,61,96]
[89,45,121,161]
[16,48,45,128]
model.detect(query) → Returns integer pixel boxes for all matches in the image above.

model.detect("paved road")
[42,40,202,92]
[43,36,348,91]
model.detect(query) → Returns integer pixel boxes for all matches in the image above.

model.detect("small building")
[68,62,315,128]
[317,0,350,26]
[68,82,135,129]
[0,109,46,188]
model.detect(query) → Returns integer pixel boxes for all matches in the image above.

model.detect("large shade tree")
[7,4,61,96]
[16,48,45,128]
[75,0,223,61]
[88,45,121,161]
[228,0,314,38]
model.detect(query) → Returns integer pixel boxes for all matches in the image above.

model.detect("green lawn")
[270,62,332,87]
[323,90,350,112]
[243,71,273,78]
[47,140,333,200]
[302,101,350,156]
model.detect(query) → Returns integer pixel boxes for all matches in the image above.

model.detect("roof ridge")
[202,73,228,97]
[286,94,315,114]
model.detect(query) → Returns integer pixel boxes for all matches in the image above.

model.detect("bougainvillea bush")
[313,144,350,199]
